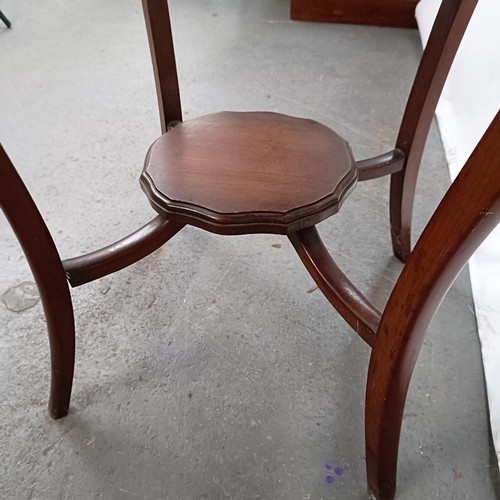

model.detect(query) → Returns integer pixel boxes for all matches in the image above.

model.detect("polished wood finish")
[0,155,185,418]
[141,112,357,235]
[291,112,500,499]
[3,113,498,497]
[0,146,75,419]
[366,111,500,499]
[141,0,182,133]
[389,0,479,261]
[63,216,184,287]
[289,226,380,346]
[141,0,478,259]
[356,149,405,181]
[291,0,419,28]
[1,2,490,499]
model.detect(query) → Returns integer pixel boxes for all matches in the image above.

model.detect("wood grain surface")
[291,0,419,28]
[141,112,357,234]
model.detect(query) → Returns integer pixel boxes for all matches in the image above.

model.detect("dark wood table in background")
[291,0,419,28]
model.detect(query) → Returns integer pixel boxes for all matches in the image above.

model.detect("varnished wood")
[3,110,498,495]
[141,0,182,133]
[288,227,381,346]
[63,216,184,287]
[291,0,419,28]
[390,0,479,261]
[0,152,186,417]
[366,111,500,499]
[139,0,478,261]
[287,112,500,498]
[0,146,75,419]
[141,112,357,235]
[356,149,405,181]
[2,3,494,498]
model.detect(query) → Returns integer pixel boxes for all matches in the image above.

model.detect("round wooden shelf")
[141,111,357,234]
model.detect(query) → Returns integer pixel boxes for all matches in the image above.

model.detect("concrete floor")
[0,0,498,498]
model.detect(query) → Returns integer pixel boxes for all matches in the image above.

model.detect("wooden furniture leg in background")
[0,10,12,28]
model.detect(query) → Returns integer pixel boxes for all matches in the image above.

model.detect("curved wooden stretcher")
[1,1,495,498]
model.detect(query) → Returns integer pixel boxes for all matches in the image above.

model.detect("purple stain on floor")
[324,463,344,484]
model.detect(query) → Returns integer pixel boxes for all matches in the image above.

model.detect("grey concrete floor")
[0,0,498,498]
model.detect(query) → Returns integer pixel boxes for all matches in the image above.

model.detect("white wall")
[416,0,500,468]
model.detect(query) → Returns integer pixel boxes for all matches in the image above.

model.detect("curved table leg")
[389,171,412,263]
[289,110,500,498]
[1,147,185,418]
[366,113,500,499]
[0,146,75,419]
[45,282,75,419]
[387,0,479,263]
